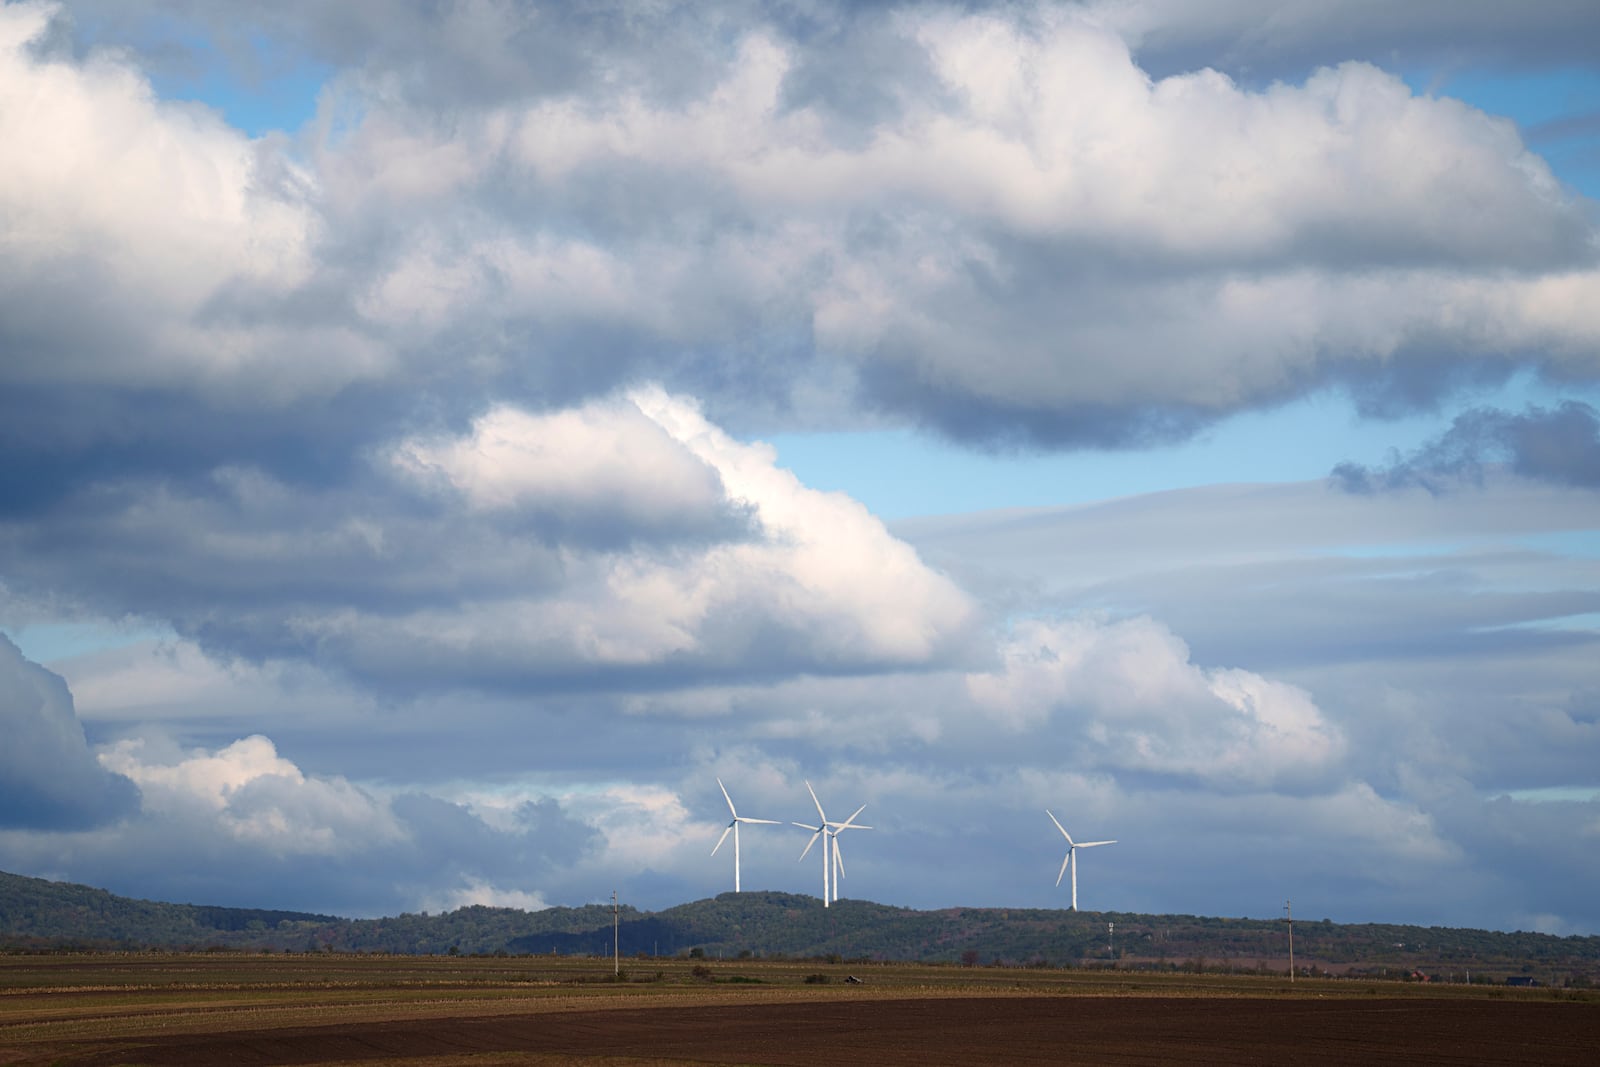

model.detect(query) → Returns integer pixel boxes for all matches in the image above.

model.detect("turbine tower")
[711,778,779,893]
[1046,809,1116,911]
[795,780,871,906]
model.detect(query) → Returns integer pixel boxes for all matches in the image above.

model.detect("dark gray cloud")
[856,342,1218,451]
[1525,109,1600,146]
[66,2,1600,97]
[1100,0,1600,82]
[0,635,138,830]
[1331,401,1600,493]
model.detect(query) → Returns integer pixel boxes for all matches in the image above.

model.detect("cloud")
[0,1,363,401]
[1332,400,1600,493]
[0,388,977,692]
[899,475,1600,789]
[898,475,1600,807]
[0,722,600,916]
[41,635,320,723]
[966,616,1345,789]
[418,879,549,915]
[65,2,1600,110]
[96,734,402,855]
[2,1,1597,468]
[1,629,1595,928]
[321,6,1598,447]
[1088,0,1600,80]
[309,389,979,686]
[0,634,138,829]
[390,396,748,547]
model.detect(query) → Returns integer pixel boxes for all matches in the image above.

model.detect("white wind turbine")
[711,778,780,893]
[795,780,871,907]
[1046,810,1116,912]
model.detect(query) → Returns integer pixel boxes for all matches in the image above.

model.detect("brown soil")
[51,995,1600,1066]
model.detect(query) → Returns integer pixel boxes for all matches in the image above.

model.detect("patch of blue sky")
[6,620,176,666]
[1328,531,1600,563]
[1482,611,1600,635]
[147,42,329,138]
[68,11,329,139]
[763,376,1597,519]
[1510,531,1600,560]
[1498,786,1600,804]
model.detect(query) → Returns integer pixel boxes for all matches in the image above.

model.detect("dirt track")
[59,995,1600,1066]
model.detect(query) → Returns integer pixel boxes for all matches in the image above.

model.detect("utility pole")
[1108,921,1115,958]
[1284,899,1294,984]
[612,890,619,977]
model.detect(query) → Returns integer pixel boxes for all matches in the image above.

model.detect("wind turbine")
[795,781,871,906]
[1046,810,1116,912]
[711,778,780,893]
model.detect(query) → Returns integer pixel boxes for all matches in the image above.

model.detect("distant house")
[1505,976,1539,987]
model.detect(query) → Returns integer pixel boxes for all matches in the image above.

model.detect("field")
[2,953,1597,1065]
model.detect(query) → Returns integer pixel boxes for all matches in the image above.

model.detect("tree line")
[3,872,1595,985]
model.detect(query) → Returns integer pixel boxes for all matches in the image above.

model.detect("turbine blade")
[833,803,868,830]
[718,777,737,818]
[712,824,734,857]
[798,828,822,861]
[1056,850,1071,887]
[806,780,827,823]
[833,839,846,880]
[1046,810,1074,845]
[740,817,782,825]
[1077,840,1116,848]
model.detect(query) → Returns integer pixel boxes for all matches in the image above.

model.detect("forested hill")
[0,869,338,947]
[3,871,1596,983]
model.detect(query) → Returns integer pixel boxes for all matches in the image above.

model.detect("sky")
[0,0,1597,935]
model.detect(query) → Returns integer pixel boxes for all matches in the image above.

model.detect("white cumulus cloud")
[359,387,980,679]
[0,1,381,401]
[967,615,1345,787]
[98,735,404,855]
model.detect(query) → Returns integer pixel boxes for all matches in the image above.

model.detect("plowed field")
[35,995,1600,1066]
[6,955,1597,1066]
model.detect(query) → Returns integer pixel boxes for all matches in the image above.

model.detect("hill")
[0,870,337,953]
[3,870,1596,984]
[0,869,338,949]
